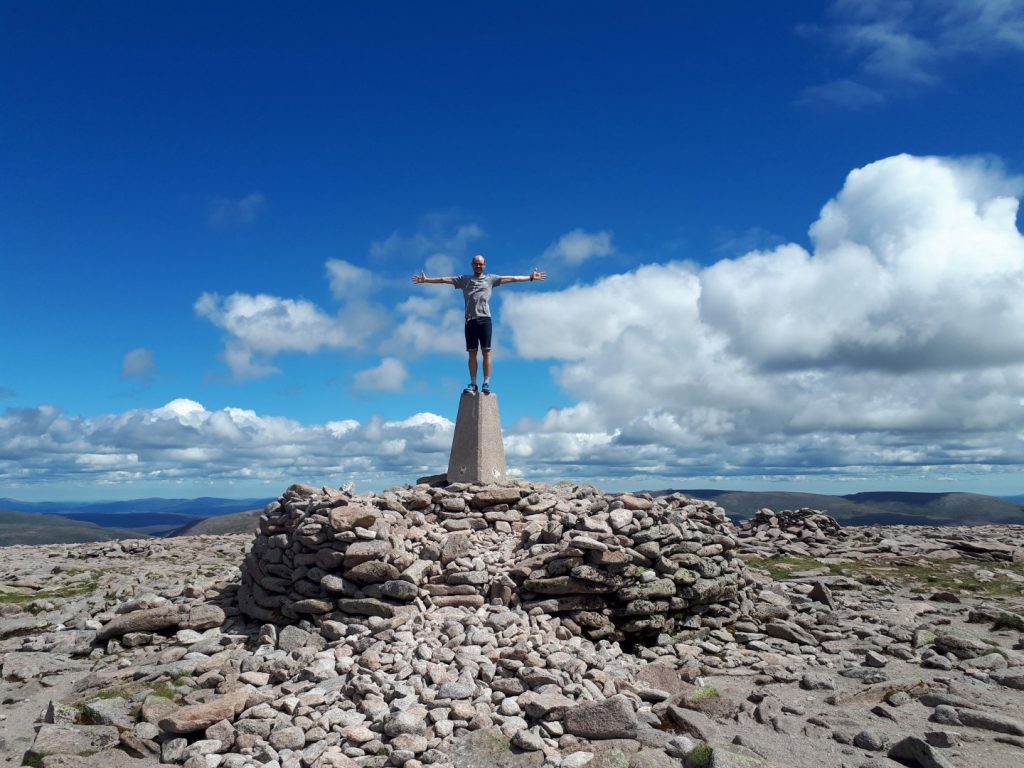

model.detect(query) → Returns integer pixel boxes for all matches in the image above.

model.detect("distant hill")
[55,512,220,536]
[168,508,264,537]
[0,496,275,545]
[0,509,149,547]
[0,496,274,533]
[665,490,1024,526]
[0,496,274,515]
[5,488,1022,546]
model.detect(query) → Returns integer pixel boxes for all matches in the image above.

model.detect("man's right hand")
[412,272,426,284]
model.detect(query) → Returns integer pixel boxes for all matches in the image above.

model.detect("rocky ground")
[1,484,1024,768]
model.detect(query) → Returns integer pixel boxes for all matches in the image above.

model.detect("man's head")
[471,255,486,274]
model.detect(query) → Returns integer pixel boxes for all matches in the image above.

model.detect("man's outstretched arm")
[500,268,547,284]
[411,272,456,285]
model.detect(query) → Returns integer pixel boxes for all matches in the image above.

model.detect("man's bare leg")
[468,350,478,384]
[482,350,492,393]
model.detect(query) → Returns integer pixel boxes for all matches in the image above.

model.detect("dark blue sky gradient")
[3,1,1024,497]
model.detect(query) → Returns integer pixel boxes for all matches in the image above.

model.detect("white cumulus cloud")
[543,228,615,265]
[353,358,409,393]
[122,348,156,379]
[382,294,468,359]
[500,153,1024,480]
[0,399,454,491]
[197,217,487,379]
[326,259,376,300]
[195,291,386,380]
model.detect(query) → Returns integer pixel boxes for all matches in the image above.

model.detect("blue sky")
[4,1,1024,501]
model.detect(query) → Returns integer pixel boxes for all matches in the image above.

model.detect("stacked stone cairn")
[238,481,754,645]
[735,507,845,557]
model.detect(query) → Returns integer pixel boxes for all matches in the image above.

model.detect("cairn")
[735,507,845,558]
[237,481,755,644]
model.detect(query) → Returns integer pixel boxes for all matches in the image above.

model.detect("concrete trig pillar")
[447,392,508,484]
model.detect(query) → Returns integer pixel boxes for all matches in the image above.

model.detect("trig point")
[447,391,508,484]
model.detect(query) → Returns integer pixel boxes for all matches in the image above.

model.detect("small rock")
[564,695,638,740]
[854,730,887,751]
[384,711,426,737]
[864,651,888,668]
[561,751,595,768]
[924,731,961,748]
[269,725,306,750]
[801,672,836,691]
[888,736,955,768]
[511,729,545,751]
[808,580,835,609]
[885,691,912,707]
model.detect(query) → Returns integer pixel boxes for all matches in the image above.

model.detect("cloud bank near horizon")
[502,153,1024,479]
[0,399,452,491]
[5,153,1024,493]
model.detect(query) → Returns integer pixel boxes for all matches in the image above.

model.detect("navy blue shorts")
[465,318,492,351]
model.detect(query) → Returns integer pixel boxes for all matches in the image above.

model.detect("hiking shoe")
[464,383,478,394]
[481,382,491,394]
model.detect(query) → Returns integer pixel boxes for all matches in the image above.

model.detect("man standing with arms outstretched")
[412,254,546,394]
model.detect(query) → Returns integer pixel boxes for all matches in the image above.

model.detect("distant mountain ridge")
[0,509,148,547]
[2,489,1022,548]
[669,490,1024,526]
[0,496,274,516]
[0,496,276,540]
[168,508,265,537]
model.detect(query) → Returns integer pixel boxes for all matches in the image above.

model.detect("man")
[412,254,546,394]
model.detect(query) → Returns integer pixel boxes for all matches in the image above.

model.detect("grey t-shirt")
[452,274,504,320]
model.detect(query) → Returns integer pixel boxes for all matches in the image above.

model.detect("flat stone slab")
[96,603,224,639]
[158,685,253,734]
[954,707,1024,736]
[39,753,155,768]
[991,667,1024,690]
[0,616,49,639]
[448,728,544,768]
[710,743,768,767]
[1,652,92,681]
[29,724,120,757]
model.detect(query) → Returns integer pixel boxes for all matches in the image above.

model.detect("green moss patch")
[690,686,720,701]
[688,744,713,768]
[0,577,101,606]
[741,555,1024,598]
